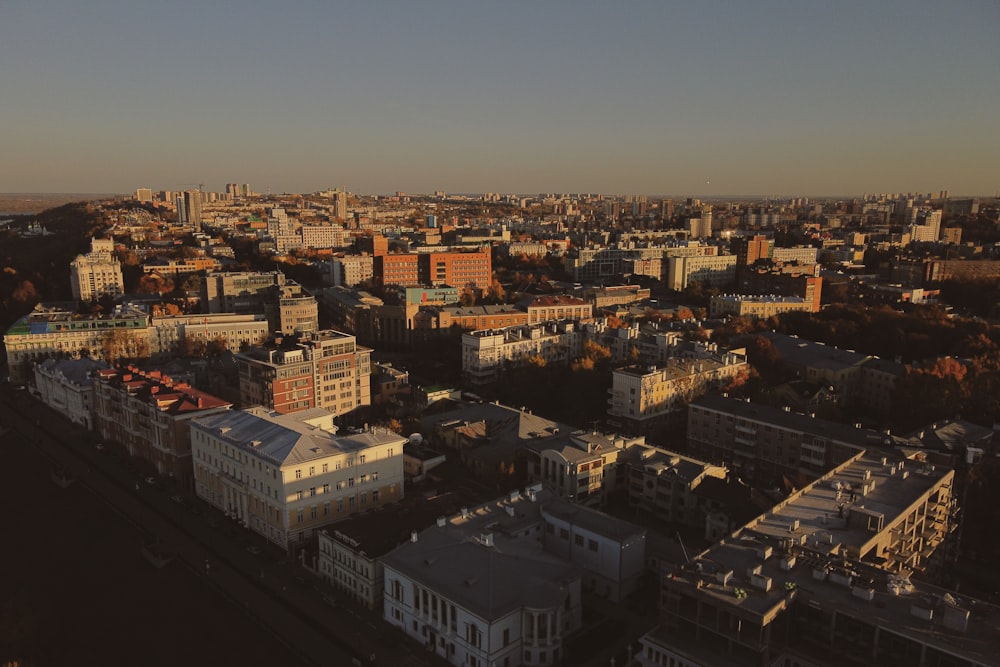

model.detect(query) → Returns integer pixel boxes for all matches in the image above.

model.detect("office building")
[666,254,738,291]
[191,408,406,548]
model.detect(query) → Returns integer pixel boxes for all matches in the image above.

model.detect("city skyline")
[2,1,998,195]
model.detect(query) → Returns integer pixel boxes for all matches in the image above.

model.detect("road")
[0,383,445,667]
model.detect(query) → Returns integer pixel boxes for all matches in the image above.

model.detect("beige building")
[709,294,814,319]
[330,254,375,287]
[93,366,232,486]
[149,313,270,358]
[461,321,583,385]
[623,444,727,527]
[190,408,406,548]
[607,351,748,432]
[3,303,151,383]
[666,254,738,291]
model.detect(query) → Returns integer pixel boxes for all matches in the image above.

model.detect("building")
[771,246,819,265]
[93,366,232,485]
[236,330,371,416]
[383,485,646,667]
[374,247,492,290]
[462,321,583,385]
[3,303,151,383]
[687,394,885,482]
[201,271,286,314]
[622,444,727,528]
[518,295,593,325]
[142,256,221,275]
[178,189,203,229]
[522,430,641,508]
[33,356,108,430]
[709,294,814,319]
[271,282,319,335]
[134,188,153,203]
[70,237,124,302]
[907,208,942,242]
[148,313,270,358]
[636,449,969,667]
[757,332,903,415]
[607,351,748,433]
[737,269,822,313]
[300,223,346,250]
[666,254,738,291]
[191,408,406,549]
[330,254,375,287]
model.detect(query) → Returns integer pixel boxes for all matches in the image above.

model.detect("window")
[588,539,598,552]
[296,490,303,501]
[322,463,328,473]
[560,528,569,540]
[348,477,355,487]
[323,483,330,493]
[309,466,315,476]
[310,506,317,519]
[359,455,366,464]
[297,509,304,523]
[574,534,584,547]
[309,487,316,497]
[372,490,380,502]
[295,469,302,479]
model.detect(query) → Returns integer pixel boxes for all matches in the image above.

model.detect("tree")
[459,284,477,307]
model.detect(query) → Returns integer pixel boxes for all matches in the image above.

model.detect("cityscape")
[2,3,999,667]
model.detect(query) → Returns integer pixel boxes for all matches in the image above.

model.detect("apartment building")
[236,330,371,416]
[190,408,406,548]
[666,254,738,291]
[3,303,151,383]
[374,247,492,290]
[737,269,822,313]
[93,366,232,485]
[300,223,346,249]
[462,321,583,385]
[607,351,748,433]
[330,254,374,287]
[636,449,969,667]
[522,430,641,508]
[271,282,319,335]
[622,444,727,528]
[33,356,108,430]
[709,294,814,319]
[70,237,124,302]
[687,394,884,482]
[771,246,819,265]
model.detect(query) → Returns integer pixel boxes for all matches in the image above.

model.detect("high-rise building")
[332,190,348,220]
[70,237,124,302]
[134,188,153,203]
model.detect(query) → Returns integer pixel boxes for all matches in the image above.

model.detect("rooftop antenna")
[676,531,691,564]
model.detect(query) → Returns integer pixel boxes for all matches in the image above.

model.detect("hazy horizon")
[2,1,998,195]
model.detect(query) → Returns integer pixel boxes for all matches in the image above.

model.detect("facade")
[300,223,346,249]
[518,295,593,325]
[637,449,967,667]
[737,269,822,313]
[330,254,374,287]
[522,430,641,508]
[236,330,371,416]
[201,271,286,314]
[421,247,492,289]
[93,366,232,485]
[771,246,819,265]
[272,282,319,335]
[70,237,124,302]
[33,356,108,430]
[190,408,406,548]
[622,444,727,528]
[462,321,583,385]
[666,254,738,291]
[607,351,748,433]
[375,253,420,287]
[382,487,590,667]
[3,303,151,383]
[148,313,269,358]
[687,394,884,481]
[709,294,814,319]
[142,257,221,275]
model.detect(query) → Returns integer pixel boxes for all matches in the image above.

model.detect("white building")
[462,322,583,385]
[190,408,406,548]
[301,223,346,249]
[771,246,819,265]
[70,237,124,302]
[665,254,737,291]
[382,487,581,667]
[33,356,108,430]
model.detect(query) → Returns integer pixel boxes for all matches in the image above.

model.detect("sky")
[1,1,998,196]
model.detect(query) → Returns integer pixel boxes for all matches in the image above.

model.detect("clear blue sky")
[2,1,998,196]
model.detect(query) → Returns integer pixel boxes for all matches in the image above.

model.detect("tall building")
[236,330,371,415]
[134,188,153,203]
[191,408,406,548]
[908,208,942,242]
[201,271,286,314]
[178,189,203,229]
[70,237,124,302]
[332,190,348,220]
[665,254,738,291]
